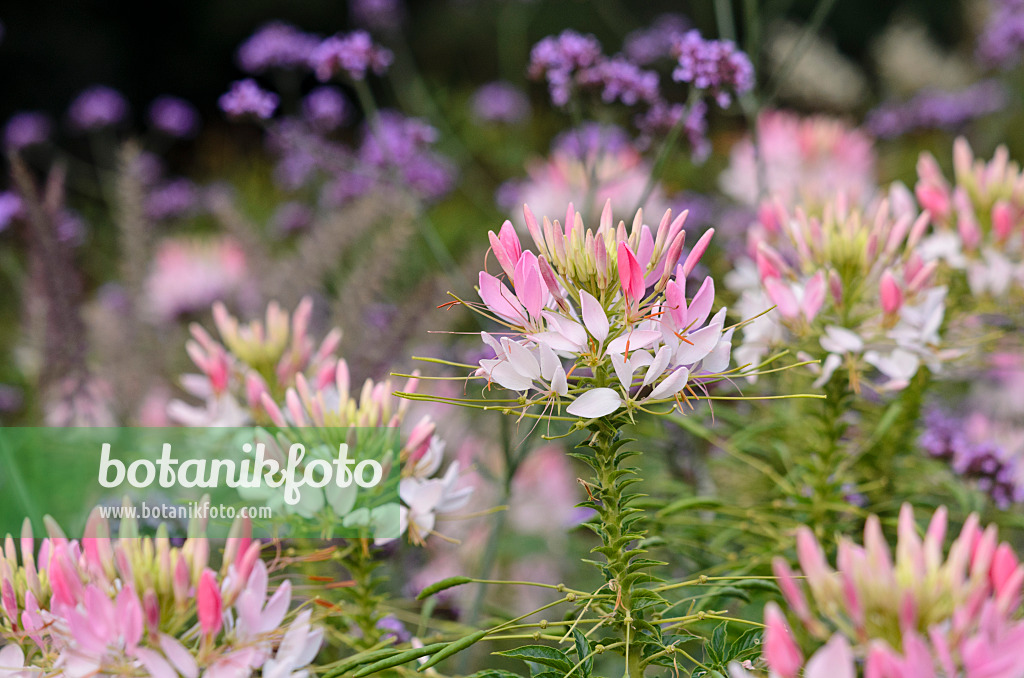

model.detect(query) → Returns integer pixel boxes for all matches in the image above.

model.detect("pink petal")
[514,251,545,319]
[647,367,690,401]
[687,277,715,329]
[764,277,799,319]
[478,271,526,324]
[802,271,825,322]
[804,635,853,678]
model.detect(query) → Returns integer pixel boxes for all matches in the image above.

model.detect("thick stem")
[588,422,646,678]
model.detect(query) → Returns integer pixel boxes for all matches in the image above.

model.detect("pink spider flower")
[730,190,953,392]
[916,137,1024,300]
[753,504,1024,678]
[469,201,738,421]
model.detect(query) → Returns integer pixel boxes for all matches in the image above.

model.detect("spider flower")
[719,110,877,211]
[0,508,322,676]
[752,504,1024,678]
[465,201,736,421]
[916,137,1024,301]
[730,191,952,391]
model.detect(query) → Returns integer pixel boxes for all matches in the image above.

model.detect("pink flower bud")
[828,269,843,306]
[880,270,903,314]
[617,242,645,308]
[404,416,436,463]
[197,568,223,636]
[681,228,714,280]
[772,557,810,622]
[523,204,544,253]
[763,603,803,678]
[915,184,950,223]
[991,543,1021,597]
[992,200,1014,241]
[802,272,825,322]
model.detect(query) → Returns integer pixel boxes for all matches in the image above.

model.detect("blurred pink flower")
[144,236,252,324]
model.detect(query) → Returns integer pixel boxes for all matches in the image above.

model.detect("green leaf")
[417,575,473,600]
[731,578,780,594]
[494,645,574,673]
[466,671,526,678]
[418,630,489,671]
[657,496,724,518]
[572,629,593,677]
[352,643,447,677]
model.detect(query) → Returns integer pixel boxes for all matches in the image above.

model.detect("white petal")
[490,361,535,391]
[580,291,609,343]
[701,328,734,374]
[566,388,622,418]
[502,339,540,380]
[647,368,690,401]
[610,352,636,392]
[642,346,673,387]
[537,342,560,381]
[606,330,661,355]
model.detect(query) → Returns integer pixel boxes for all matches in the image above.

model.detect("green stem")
[340,541,386,647]
[586,420,647,678]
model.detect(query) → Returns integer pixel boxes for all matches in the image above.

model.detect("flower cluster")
[171,298,472,546]
[866,81,1007,139]
[302,86,352,133]
[498,124,670,226]
[325,111,456,206]
[67,86,129,132]
[144,236,251,326]
[753,505,1024,678]
[148,96,201,138]
[0,510,322,676]
[977,0,1024,67]
[218,79,280,120]
[730,191,950,391]
[916,137,1024,301]
[311,30,393,82]
[623,13,691,65]
[3,112,51,151]
[719,110,877,210]
[236,21,321,74]
[921,409,1024,508]
[528,30,604,107]
[671,29,755,107]
[471,81,532,124]
[470,201,734,420]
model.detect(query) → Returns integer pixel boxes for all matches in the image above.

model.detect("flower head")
[311,30,393,81]
[764,505,1024,678]
[465,202,735,420]
[148,95,201,138]
[3,111,51,151]
[671,30,754,107]
[219,79,279,120]
[236,21,320,74]
[68,86,129,131]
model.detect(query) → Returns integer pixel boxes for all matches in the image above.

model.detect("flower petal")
[580,291,609,343]
[566,388,621,418]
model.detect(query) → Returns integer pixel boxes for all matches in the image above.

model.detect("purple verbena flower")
[68,86,129,132]
[471,81,531,124]
[977,0,1024,67]
[218,79,279,120]
[623,13,692,65]
[147,96,200,138]
[4,111,51,151]
[671,30,754,107]
[145,179,201,221]
[351,0,405,32]
[375,615,411,644]
[528,30,603,106]
[302,86,353,133]
[311,30,393,81]
[0,192,23,232]
[552,122,631,159]
[577,56,659,106]
[866,81,1007,139]
[236,21,320,74]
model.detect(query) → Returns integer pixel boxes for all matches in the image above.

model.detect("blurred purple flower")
[471,81,531,124]
[302,86,353,133]
[147,96,200,138]
[56,210,86,246]
[623,13,691,65]
[921,408,1024,509]
[577,56,659,106]
[68,86,129,131]
[671,30,754,107]
[4,111,51,151]
[145,179,200,221]
[351,0,405,32]
[375,615,411,644]
[495,179,523,212]
[236,21,320,74]
[977,0,1024,67]
[0,384,23,414]
[528,30,603,106]
[272,201,314,235]
[866,81,1007,139]
[219,79,279,120]
[311,30,393,81]
[552,122,631,159]
[0,192,23,232]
